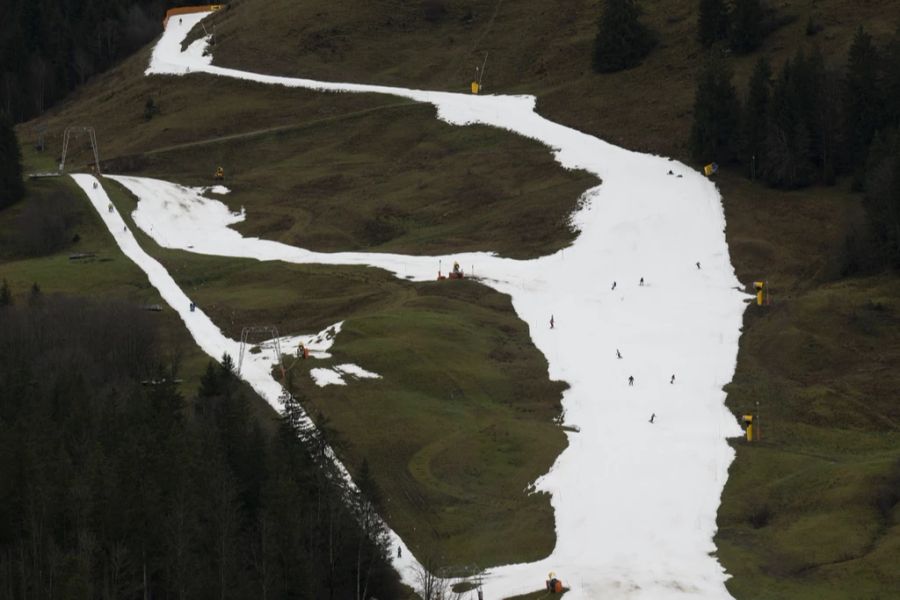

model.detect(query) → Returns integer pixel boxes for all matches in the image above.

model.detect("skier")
[616,349,622,359]
[397,546,402,558]
[639,277,644,286]
[649,413,655,424]
[628,375,634,386]
[696,261,701,269]
[611,281,617,291]
[670,374,675,384]
[550,315,555,329]
[93,181,98,189]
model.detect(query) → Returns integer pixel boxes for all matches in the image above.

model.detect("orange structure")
[163,4,222,27]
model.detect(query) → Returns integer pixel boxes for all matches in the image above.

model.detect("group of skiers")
[549,264,705,425]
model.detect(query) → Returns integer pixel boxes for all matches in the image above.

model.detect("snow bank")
[335,363,381,380]
[310,368,347,387]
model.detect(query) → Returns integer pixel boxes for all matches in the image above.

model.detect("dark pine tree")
[805,48,841,185]
[884,25,900,130]
[864,132,900,269]
[741,56,772,178]
[843,26,883,176]
[592,0,657,73]
[762,54,816,188]
[697,0,730,48]
[689,56,741,163]
[0,279,11,306]
[730,0,765,54]
[0,112,25,209]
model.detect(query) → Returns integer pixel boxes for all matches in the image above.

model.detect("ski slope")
[79,11,749,599]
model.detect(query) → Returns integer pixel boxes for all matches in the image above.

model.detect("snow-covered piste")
[78,10,750,599]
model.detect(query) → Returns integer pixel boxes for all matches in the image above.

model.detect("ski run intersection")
[71,11,749,599]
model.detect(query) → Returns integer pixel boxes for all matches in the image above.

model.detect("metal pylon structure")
[238,326,284,379]
[59,126,101,174]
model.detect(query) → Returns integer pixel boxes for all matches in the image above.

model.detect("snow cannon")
[545,572,564,593]
[753,281,768,306]
[742,414,756,442]
[448,261,464,280]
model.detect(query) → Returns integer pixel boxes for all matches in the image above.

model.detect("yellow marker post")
[471,81,480,95]
[754,281,765,306]
[742,414,754,442]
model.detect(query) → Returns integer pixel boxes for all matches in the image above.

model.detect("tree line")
[593,0,773,74]
[0,0,216,123]
[0,289,402,599]
[690,26,900,271]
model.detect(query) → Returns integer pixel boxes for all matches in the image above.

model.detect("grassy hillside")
[12,0,900,594]
[207,0,899,156]
[24,43,596,260]
[202,0,900,595]
[10,8,597,573]
[100,177,567,570]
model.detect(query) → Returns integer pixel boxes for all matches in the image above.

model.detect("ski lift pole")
[478,51,489,87]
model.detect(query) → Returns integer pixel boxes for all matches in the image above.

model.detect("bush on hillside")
[592,0,657,73]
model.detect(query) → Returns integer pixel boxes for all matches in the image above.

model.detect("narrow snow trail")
[81,12,749,599]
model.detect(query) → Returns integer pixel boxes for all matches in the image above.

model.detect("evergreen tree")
[864,131,900,268]
[762,55,816,188]
[843,26,883,174]
[741,56,772,178]
[730,0,765,54]
[353,458,391,600]
[697,0,730,48]
[884,26,900,129]
[0,112,24,209]
[689,56,741,163]
[592,0,657,73]
[0,279,11,306]
[806,48,841,184]
[27,281,41,306]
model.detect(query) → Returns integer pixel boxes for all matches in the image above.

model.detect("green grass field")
[102,177,567,570]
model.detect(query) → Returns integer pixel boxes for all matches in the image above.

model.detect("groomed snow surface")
[77,11,750,599]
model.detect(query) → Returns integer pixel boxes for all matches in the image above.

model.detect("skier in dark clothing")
[639,277,644,286]
[649,413,655,423]
[550,315,554,329]
[398,546,402,558]
[670,374,675,384]
[628,375,634,386]
[696,262,701,269]
[611,281,617,291]
[616,349,622,359]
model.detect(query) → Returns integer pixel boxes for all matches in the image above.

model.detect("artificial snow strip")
[83,11,749,599]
